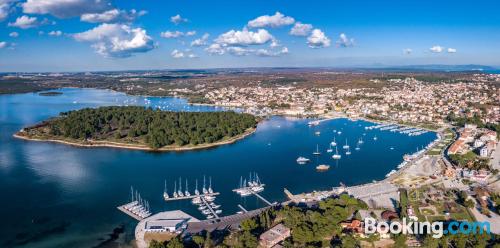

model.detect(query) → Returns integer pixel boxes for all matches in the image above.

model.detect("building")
[259,224,291,248]
[143,210,198,234]
[480,146,489,157]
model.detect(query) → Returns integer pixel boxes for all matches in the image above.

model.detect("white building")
[480,146,489,157]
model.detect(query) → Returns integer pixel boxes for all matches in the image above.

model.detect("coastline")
[13,127,256,152]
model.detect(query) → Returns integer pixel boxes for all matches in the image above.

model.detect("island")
[14,106,258,151]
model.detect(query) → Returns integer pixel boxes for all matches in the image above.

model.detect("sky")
[0,0,500,72]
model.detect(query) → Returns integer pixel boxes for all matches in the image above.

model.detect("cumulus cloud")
[256,46,289,57]
[215,28,274,46]
[205,43,225,55]
[170,14,187,25]
[289,22,312,36]
[48,30,62,36]
[336,33,354,47]
[8,15,39,29]
[81,9,146,23]
[403,48,412,54]
[429,45,444,53]
[0,41,7,48]
[447,47,457,53]
[307,29,330,48]
[73,23,155,58]
[9,31,18,37]
[247,11,294,28]
[191,33,209,46]
[160,30,196,39]
[171,49,184,58]
[23,0,111,18]
[0,0,16,22]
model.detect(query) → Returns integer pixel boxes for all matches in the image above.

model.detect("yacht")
[163,180,169,200]
[315,131,321,136]
[202,209,211,215]
[177,178,184,197]
[358,137,364,144]
[173,183,178,198]
[208,177,213,194]
[198,205,207,210]
[296,156,310,163]
[192,197,202,205]
[332,147,342,159]
[373,135,378,141]
[342,139,349,149]
[313,144,321,155]
[206,215,214,219]
[331,137,337,146]
[202,176,208,194]
[316,164,330,171]
[337,131,342,135]
[215,210,222,214]
[194,179,200,195]
[355,144,360,151]
[185,179,190,197]
[240,190,251,197]
[346,147,351,155]
[205,195,216,202]
[326,144,333,153]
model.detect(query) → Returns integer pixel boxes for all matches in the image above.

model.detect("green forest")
[42,106,257,149]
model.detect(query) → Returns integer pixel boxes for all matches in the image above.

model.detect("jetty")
[117,187,152,221]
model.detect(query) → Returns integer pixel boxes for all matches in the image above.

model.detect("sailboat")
[346,147,351,155]
[173,182,178,198]
[313,144,321,155]
[355,143,360,151]
[343,139,349,149]
[194,179,200,195]
[163,180,169,200]
[202,175,208,194]
[327,144,333,153]
[332,147,341,159]
[373,135,378,141]
[208,177,213,194]
[331,137,337,146]
[185,179,190,197]
[177,178,184,197]
[358,137,364,144]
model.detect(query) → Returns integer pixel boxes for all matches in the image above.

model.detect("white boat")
[192,197,202,205]
[315,131,321,135]
[337,131,342,135]
[373,135,378,141]
[163,180,169,200]
[240,190,251,196]
[331,137,337,146]
[326,144,333,153]
[296,157,310,163]
[208,177,213,194]
[202,176,208,194]
[355,144,360,151]
[342,139,349,149]
[346,147,351,155]
[316,164,330,171]
[206,215,214,219]
[202,209,211,215]
[185,179,190,197]
[332,147,341,159]
[198,205,206,210]
[358,137,364,144]
[313,144,321,155]
[210,204,221,209]
[215,210,222,214]
[194,179,200,195]
[205,195,216,202]
[173,183,179,198]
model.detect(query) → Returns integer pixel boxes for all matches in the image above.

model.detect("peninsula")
[14,106,258,151]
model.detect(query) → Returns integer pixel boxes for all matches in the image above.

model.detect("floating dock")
[164,192,220,201]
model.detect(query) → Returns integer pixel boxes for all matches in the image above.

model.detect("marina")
[0,88,437,247]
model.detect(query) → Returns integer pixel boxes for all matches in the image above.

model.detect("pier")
[252,191,273,206]
[200,195,220,219]
[237,204,248,213]
[164,192,220,201]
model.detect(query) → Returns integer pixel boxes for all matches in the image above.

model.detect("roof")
[260,224,290,242]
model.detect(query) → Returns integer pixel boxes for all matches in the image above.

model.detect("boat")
[208,177,213,194]
[240,189,251,197]
[163,180,169,200]
[331,137,337,146]
[358,137,364,144]
[173,182,178,198]
[202,209,211,215]
[185,179,190,197]
[373,135,378,141]
[332,147,341,159]
[202,176,208,194]
[316,164,330,171]
[194,179,200,195]
[346,147,351,155]
[192,197,202,205]
[355,144,360,151]
[206,215,214,219]
[342,139,349,149]
[315,131,321,136]
[177,178,184,197]
[198,205,206,210]
[337,131,342,135]
[205,195,216,202]
[313,144,321,155]
[215,210,222,214]
[210,204,221,209]
[296,156,310,163]
[326,144,333,153]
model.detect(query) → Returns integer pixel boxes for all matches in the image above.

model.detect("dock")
[237,204,248,213]
[200,195,220,219]
[164,192,220,201]
[117,203,145,221]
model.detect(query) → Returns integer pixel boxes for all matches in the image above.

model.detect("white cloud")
[48,30,62,36]
[336,33,354,47]
[8,15,39,29]
[9,31,18,37]
[289,22,313,36]
[403,48,412,54]
[170,14,187,25]
[160,30,196,39]
[256,46,289,57]
[429,45,444,53]
[23,0,111,18]
[0,41,7,48]
[191,33,209,46]
[205,43,225,55]
[171,49,184,58]
[307,29,330,48]
[226,46,253,56]
[81,9,146,23]
[188,53,198,58]
[447,48,457,53]
[247,12,294,28]
[215,28,274,46]
[73,23,155,58]
[0,0,16,22]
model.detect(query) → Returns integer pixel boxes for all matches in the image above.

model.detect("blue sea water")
[0,88,436,247]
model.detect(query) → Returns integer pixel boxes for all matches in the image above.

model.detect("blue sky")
[1,0,499,72]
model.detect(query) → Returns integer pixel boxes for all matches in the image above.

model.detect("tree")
[192,235,205,248]
[240,218,258,232]
[341,234,359,248]
[166,236,184,248]
[393,234,407,248]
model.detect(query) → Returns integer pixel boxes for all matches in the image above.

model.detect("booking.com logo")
[364,217,491,238]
